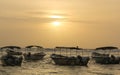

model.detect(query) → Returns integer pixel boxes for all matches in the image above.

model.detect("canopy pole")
[25,47,27,54]
[53,48,54,54]
[60,49,61,55]
[82,49,83,56]
[116,50,120,57]
[66,49,67,56]
[118,49,119,57]
[76,49,77,56]
[70,49,71,56]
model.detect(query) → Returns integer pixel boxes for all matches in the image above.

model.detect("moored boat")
[23,52,46,61]
[92,52,120,64]
[50,46,90,66]
[6,50,22,55]
[1,53,23,66]
[24,45,46,61]
[0,46,23,66]
[51,54,89,66]
[0,46,22,55]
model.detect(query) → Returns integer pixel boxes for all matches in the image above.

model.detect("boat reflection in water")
[50,46,90,66]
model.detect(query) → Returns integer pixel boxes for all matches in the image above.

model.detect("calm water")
[0,49,120,75]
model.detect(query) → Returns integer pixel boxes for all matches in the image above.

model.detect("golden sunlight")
[52,21,61,26]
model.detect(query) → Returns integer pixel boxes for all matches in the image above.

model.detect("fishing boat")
[23,52,46,61]
[50,46,90,66]
[92,46,120,64]
[0,46,22,55]
[1,54,23,66]
[0,46,23,66]
[6,50,22,55]
[24,45,46,61]
[92,52,109,58]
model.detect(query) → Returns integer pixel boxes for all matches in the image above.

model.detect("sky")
[0,0,120,48]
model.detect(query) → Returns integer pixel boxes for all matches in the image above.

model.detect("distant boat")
[51,46,90,66]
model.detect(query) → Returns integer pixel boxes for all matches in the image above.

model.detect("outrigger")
[50,46,90,66]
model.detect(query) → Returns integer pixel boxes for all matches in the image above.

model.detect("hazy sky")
[0,0,120,48]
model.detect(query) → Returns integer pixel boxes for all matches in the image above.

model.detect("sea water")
[0,49,120,75]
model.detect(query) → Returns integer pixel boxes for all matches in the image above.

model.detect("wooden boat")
[92,52,120,64]
[0,46,23,66]
[6,50,22,55]
[51,54,89,66]
[1,46,22,55]
[24,45,46,61]
[23,52,46,61]
[50,46,90,66]
[1,54,23,66]
[92,52,109,58]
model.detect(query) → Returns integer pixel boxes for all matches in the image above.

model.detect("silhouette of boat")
[24,52,46,61]
[92,52,109,58]
[96,46,118,50]
[1,55,23,66]
[51,46,90,66]
[24,45,46,61]
[92,52,120,64]
[0,46,23,66]
[1,46,21,50]
[6,50,22,55]
[0,46,22,55]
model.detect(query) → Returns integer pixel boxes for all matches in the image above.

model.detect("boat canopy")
[96,46,118,50]
[25,45,43,49]
[1,46,21,49]
[55,46,82,50]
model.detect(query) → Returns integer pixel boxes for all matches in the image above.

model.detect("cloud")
[0,10,68,24]
[0,10,116,25]
[0,10,102,25]
[0,16,102,25]
[0,16,66,24]
[25,11,101,24]
[27,11,69,16]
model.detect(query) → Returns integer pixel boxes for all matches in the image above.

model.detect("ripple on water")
[0,51,120,75]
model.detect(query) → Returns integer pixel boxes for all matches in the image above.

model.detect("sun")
[52,21,61,26]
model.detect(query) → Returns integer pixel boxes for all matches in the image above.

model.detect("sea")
[0,48,120,75]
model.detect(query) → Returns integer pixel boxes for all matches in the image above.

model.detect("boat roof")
[96,46,118,50]
[25,45,43,48]
[55,46,82,50]
[1,46,21,49]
